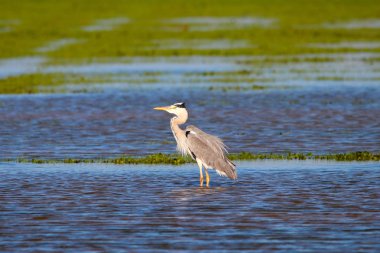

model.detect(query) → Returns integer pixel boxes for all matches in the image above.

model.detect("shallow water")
[35,39,82,53]
[1,84,380,159]
[0,53,380,159]
[0,161,379,252]
[81,17,129,32]
[165,17,276,31]
[322,19,380,29]
[0,57,46,79]
[306,42,380,50]
[148,39,251,50]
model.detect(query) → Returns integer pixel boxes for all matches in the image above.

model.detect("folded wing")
[185,125,237,180]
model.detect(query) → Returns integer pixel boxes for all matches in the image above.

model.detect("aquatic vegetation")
[13,153,193,165]
[230,151,380,161]
[321,19,380,29]
[1,0,380,60]
[208,84,268,92]
[104,154,194,165]
[0,73,66,94]
[6,151,379,165]
[314,151,380,161]
[0,73,113,94]
[1,0,380,93]
[363,57,380,64]
[305,42,380,50]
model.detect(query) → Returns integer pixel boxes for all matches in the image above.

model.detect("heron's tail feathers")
[215,158,237,180]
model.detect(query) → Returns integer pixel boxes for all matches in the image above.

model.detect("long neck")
[171,110,188,126]
[170,111,188,136]
[170,111,189,155]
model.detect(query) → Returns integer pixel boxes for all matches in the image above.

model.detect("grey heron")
[154,102,237,187]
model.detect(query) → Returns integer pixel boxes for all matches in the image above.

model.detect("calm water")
[1,52,380,159]
[0,161,379,252]
[1,84,380,159]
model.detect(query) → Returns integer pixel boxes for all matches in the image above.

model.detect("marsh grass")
[2,0,380,58]
[0,73,161,94]
[2,0,380,59]
[208,84,265,92]
[0,0,380,59]
[0,73,114,94]
[6,151,380,165]
[0,74,74,94]
[1,0,380,93]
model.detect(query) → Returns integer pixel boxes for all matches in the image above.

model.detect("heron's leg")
[196,159,204,187]
[205,168,210,188]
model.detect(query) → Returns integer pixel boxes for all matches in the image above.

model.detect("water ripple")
[0,85,379,159]
[0,161,379,252]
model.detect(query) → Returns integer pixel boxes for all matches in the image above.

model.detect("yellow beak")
[153,106,170,111]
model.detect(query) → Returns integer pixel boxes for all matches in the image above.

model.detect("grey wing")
[186,125,228,158]
[185,125,237,180]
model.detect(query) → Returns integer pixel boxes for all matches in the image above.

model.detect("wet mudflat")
[0,161,379,252]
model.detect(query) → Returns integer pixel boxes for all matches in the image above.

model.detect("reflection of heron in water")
[154,102,237,187]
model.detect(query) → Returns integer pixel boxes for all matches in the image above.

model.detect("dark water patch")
[0,161,379,252]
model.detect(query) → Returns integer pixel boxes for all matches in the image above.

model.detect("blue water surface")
[0,161,379,252]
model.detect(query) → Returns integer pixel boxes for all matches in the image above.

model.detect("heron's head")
[154,102,188,117]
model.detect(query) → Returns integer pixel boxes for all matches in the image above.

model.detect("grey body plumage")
[154,102,237,186]
[185,125,237,180]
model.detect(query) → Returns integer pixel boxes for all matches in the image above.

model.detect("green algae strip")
[3,152,380,165]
